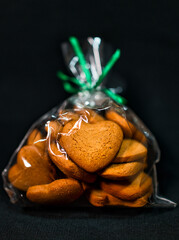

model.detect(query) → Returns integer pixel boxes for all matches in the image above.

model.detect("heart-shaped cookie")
[45,120,63,140]
[58,110,80,125]
[99,161,145,180]
[113,139,147,163]
[27,129,46,150]
[106,110,147,144]
[60,120,123,172]
[86,188,152,207]
[106,110,136,138]
[74,107,104,124]
[26,178,83,205]
[48,142,96,183]
[8,145,56,191]
[100,172,152,200]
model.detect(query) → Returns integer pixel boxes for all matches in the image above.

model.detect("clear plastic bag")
[2,37,176,208]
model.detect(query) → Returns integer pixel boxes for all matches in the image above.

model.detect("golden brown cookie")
[99,162,144,180]
[107,189,152,207]
[88,110,104,123]
[58,110,80,125]
[27,129,46,150]
[106,110,147,145]
[100,172,152,200]
[105,110,136,138]
[87,188,152,207]
[86,189,108,207]
[26,178,83,205]
[48,142,96,183]
[133,129,147,145]
[113,139,147,163]
[45,120,63,140]
[17,145,52,170]
[8,163,55,192]
[60,120,123,172]
[74,107,104,124]
[8,145,56,191]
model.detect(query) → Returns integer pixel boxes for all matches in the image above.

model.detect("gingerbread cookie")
[105,110,136,138]
[27,129,46,150]
[87,188,152,207]
[17,145,53,170]
[99,161,144,180]
[87,110,104,123]
[48,142,96,183]
[100,172,152,200]
[113,139,147,163]
[107,189,152,207]
[60,120,123,172]
[45,120,63,140]
[86,189,108,207]
[8,145,56,191]
[106,110,147,144]
[8,163,55,192]
[26,178,83,205]
[58,110,80,125]
[74,107,104,123]
[133,129,147,145]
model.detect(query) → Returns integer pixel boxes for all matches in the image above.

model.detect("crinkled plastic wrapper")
[2,37,176,208]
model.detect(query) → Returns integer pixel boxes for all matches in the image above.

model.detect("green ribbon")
[69,37,92,87]
[57,37,127,105]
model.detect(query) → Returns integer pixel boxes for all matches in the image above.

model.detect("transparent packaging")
[2,37,176,208]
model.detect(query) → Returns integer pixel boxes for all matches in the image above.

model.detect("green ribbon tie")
[57,37,127,105]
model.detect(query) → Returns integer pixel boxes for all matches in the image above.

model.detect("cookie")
[86,189,108,207]
[48,142,96,183]
[113,139,147,163]
[87,188,152,207]
[27,129,46,150]
[87,110,104,124]
[8,145,56,191]
[17,145,53,170]
[106,110,147,144]
[99,162,144,180]
[100,172,152,200]
[133,129,147,145]
[45,120,63,140]
[8,163,55,192]
[74,107,104,123]
[105,110,136,138]
[58,110,80,125]
[107,189,152,207]
[26,178,83,205]
[60,120,123,172]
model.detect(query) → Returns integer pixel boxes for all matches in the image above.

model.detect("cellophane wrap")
[2,37,176,208]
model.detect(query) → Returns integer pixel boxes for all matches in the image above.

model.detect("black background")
[0,0,179,239]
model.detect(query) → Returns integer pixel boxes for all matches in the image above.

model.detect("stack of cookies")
[8,107,152,207]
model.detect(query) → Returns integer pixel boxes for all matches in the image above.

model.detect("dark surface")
[0,0,179,239]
